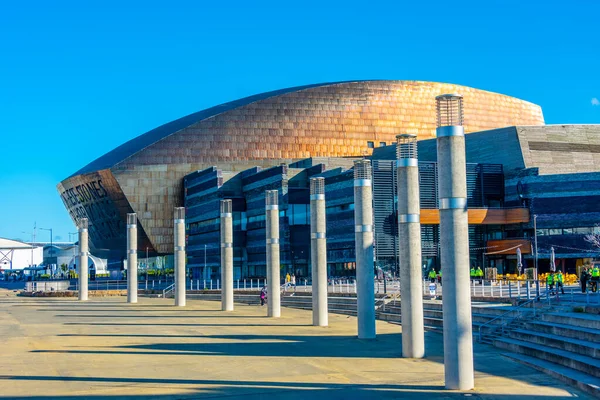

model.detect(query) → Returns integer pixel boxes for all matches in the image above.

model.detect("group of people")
[545,271,565,295]
[259,273,299,306]
[580,264,600,293]
[470,266,484,283]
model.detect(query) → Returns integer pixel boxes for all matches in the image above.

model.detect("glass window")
[367,141,374,148]
[562,228,573,235]
[548,229,562,235]
[536,229,548,236]
[379,142,386,147]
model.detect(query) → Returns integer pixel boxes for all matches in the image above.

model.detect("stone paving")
[0,296,591,399]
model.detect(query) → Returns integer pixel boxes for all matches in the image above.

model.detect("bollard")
[526,281,531,300]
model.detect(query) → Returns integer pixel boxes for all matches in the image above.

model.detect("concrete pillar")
[127,213,138,303]
[396,134,425,358]
[436,94,474,390]
[354,160,376,339]
[265,190,281,318]
[78,218,89,301]
[174,207,186,307]
[220,200,234,311]
[310,177,328,327]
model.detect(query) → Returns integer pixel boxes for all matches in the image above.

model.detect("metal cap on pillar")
[436,94,464,127]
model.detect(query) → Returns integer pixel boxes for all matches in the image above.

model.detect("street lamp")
[21,231,34,268]
[533,215,538,277]
[39,227,53,277]
[68,232,78,278]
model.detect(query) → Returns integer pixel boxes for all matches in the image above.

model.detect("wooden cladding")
[487,239,532,255]
[420,207,529,225]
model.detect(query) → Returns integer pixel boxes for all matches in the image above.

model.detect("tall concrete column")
[310,177,328,327]
[354,160,376,339]
[396,134,425,358]
[220,199,234,311]
[174,207,186,307]
[265,190,281,318]
[78,218,89,301]
[127,213,138,303]
[436,94,474,390]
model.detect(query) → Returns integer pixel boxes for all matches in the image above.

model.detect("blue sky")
[1,0,598,242]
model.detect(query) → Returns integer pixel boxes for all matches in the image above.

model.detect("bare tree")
[584,225,600,249]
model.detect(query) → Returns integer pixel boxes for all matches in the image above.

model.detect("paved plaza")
[0,293,591,399]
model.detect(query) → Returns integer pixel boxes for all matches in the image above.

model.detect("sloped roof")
[0,238,34,250]
[69,82,330,177]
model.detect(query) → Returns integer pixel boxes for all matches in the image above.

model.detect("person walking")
[291,274,296,292]
[476,266,484,285]
[260,285,267,306]
[556,270,565,295]
[581,266,590,293]
[592,264,600,293]
[437,269,442,286]
[428,269,437,283]
[470,267,476,282]
[546,272,555,295]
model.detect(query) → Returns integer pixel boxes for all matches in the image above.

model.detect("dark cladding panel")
[56,169,154,258]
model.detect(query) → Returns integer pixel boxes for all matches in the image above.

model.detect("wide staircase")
[493,310,600,397]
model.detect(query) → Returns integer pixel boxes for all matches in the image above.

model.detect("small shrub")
[573,306,584,313]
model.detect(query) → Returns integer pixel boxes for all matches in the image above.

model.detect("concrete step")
[494,337,600,378]
[524,321,600,344]
[509,329,600,358]
[502,352,600,398]
[542,312,600,330]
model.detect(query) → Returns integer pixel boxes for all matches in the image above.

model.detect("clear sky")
[1,0,598,243]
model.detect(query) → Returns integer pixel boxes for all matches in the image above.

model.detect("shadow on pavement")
[0,374,577,400]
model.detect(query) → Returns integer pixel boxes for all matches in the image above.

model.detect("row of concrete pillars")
[75,94,473,390]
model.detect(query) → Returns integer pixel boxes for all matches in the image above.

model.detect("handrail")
[477,291,552,342]
[162,283,175,298]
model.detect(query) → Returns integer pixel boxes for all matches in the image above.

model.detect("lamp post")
[533,214,538,277]
[68,232,78,278]
[21,231,34,268]
[39,227,53,277]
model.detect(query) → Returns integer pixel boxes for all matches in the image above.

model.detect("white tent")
[67,254,108,275]
[0,238,44,270]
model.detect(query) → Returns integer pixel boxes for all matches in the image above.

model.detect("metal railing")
[477,289,558,343]
[25,280,70,292]
[162,283,175,298]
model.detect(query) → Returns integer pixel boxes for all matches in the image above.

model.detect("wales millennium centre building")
[57,80,600,280]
